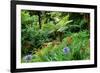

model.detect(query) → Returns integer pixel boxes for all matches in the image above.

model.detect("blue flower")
[23,54,33,63]
[63,47,70,54]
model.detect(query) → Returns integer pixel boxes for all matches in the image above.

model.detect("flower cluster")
[63,47,70,54]
[23,54,33,62]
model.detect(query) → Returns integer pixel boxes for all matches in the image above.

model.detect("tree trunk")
[37,12,41,29]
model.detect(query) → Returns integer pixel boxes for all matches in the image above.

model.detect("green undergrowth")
[23,30,90,62]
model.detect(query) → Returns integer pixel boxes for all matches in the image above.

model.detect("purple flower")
[23,54,33,63]
[63,47,70,54]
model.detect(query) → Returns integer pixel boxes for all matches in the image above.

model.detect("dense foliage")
[21,10,90,62]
